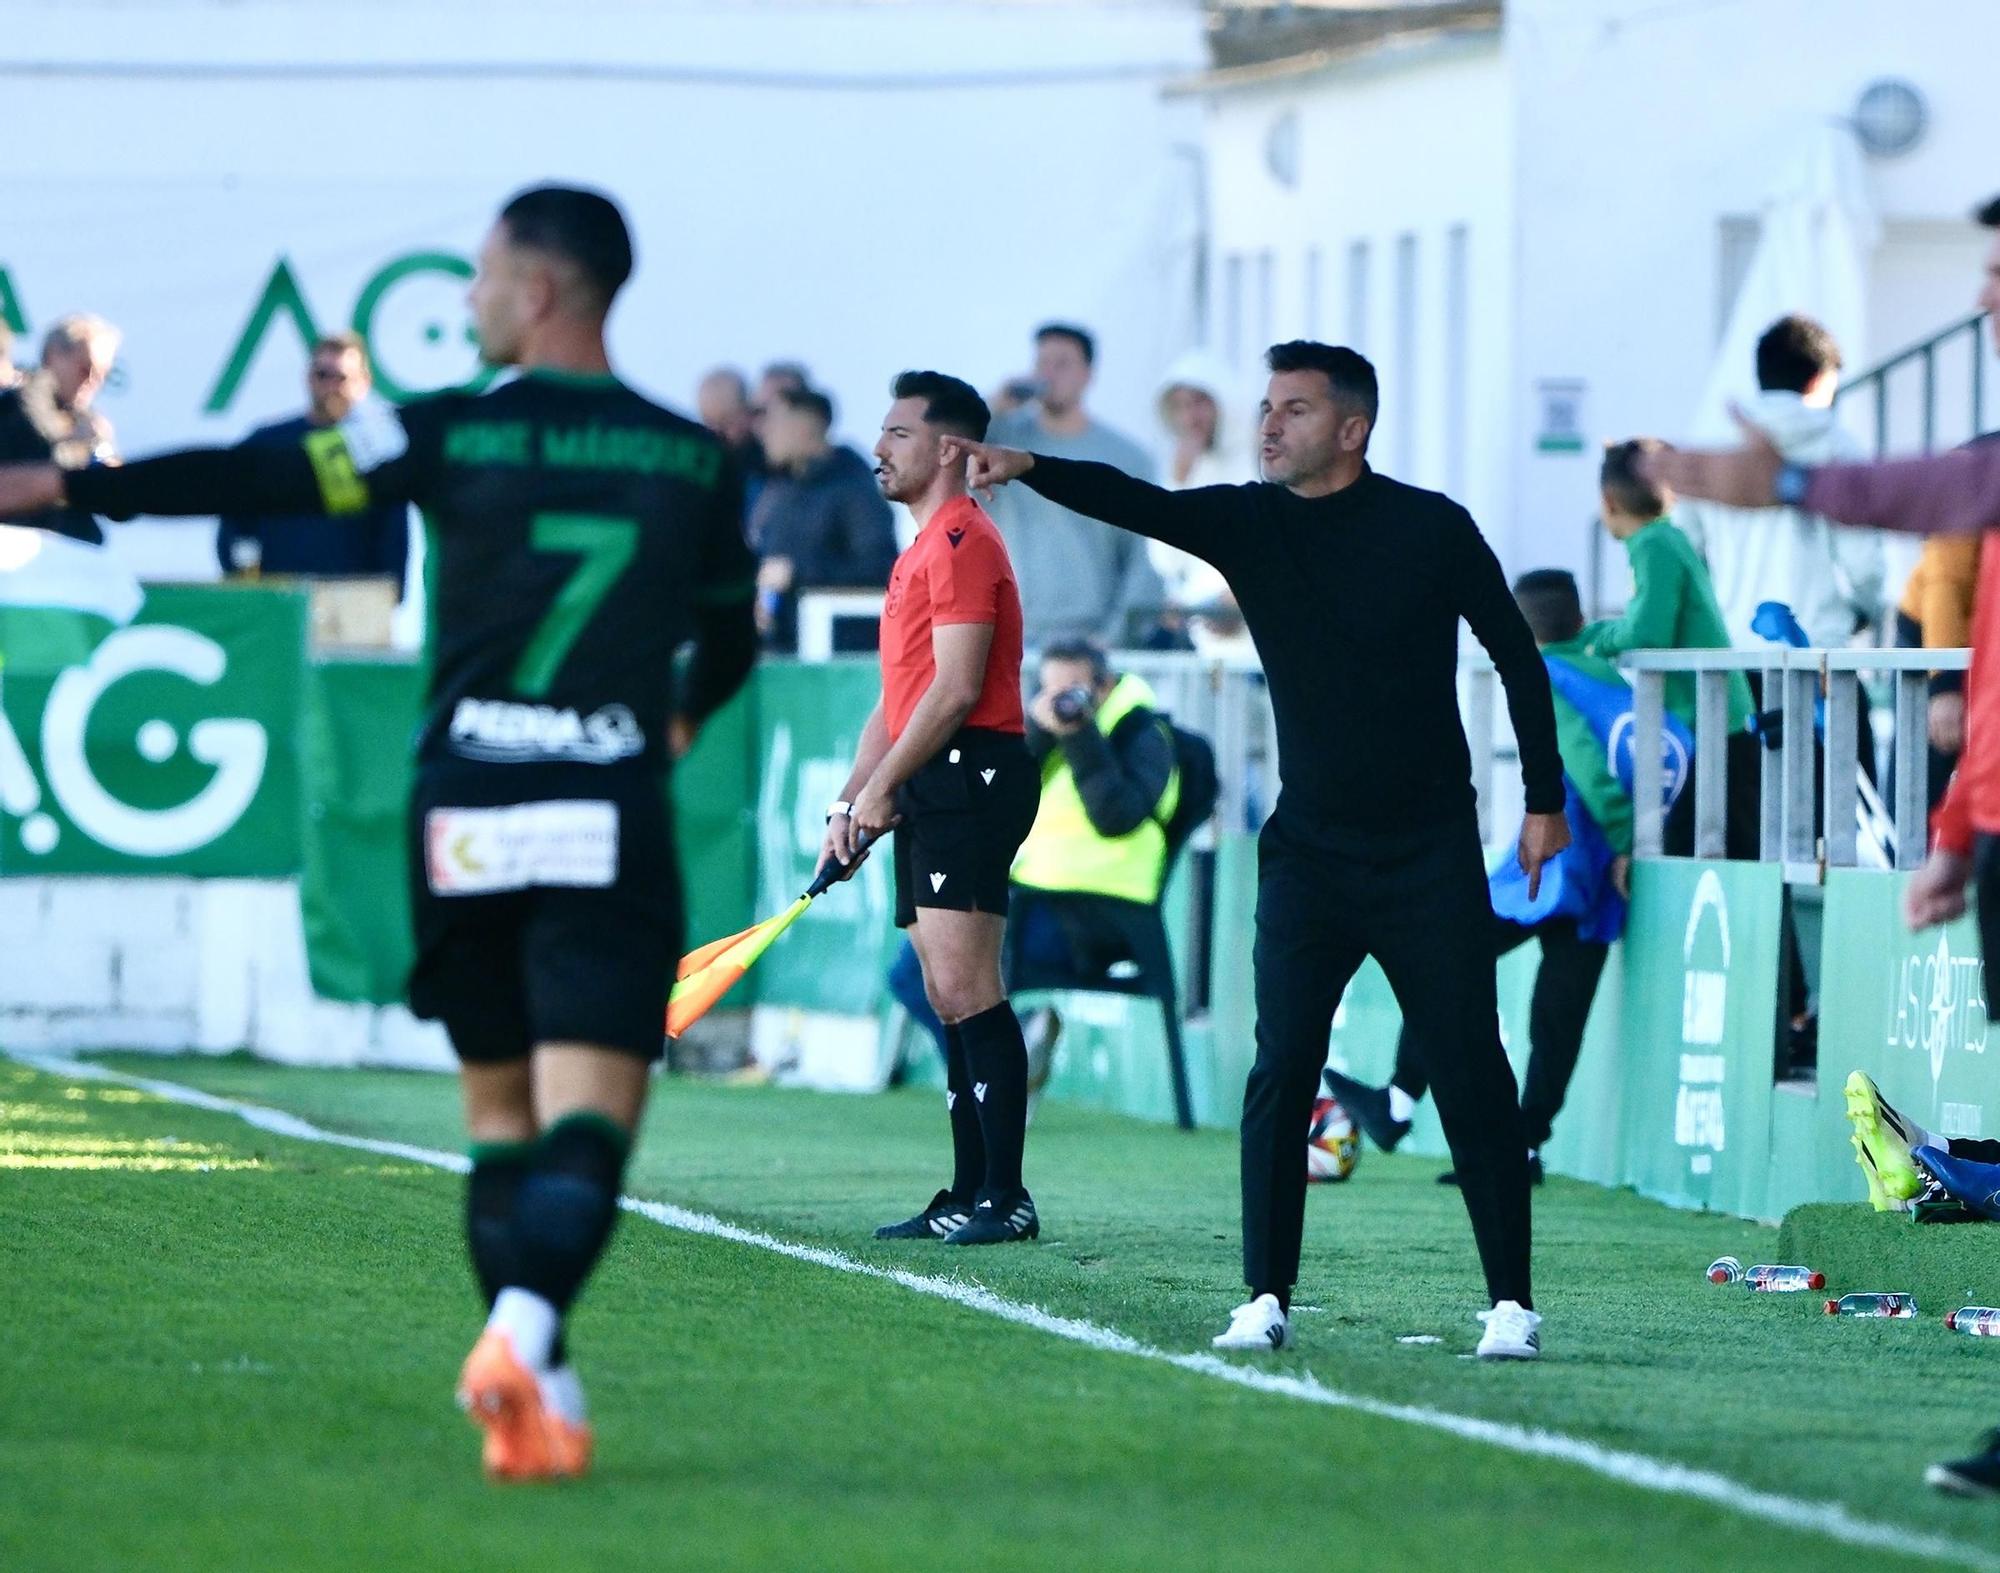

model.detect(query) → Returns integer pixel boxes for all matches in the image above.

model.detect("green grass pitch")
[3,1052,1999,1571]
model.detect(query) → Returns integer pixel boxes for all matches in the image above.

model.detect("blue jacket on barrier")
[1487,645,1693,945]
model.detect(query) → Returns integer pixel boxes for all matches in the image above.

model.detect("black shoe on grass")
[943,1190,1040,1245]
[1323,1070,1411,1153]
[874,1190,974,1240]
[1927,1430,2000,1498]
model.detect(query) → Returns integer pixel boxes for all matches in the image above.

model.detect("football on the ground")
[1307,1096,1361,1182]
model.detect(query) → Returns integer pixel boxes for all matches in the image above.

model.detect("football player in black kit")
[0,186,758,1480]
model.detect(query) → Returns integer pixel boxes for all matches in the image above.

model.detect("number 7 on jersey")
[513,513,640,698]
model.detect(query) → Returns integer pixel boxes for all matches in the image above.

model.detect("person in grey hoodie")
[985,323,1166,651]
[1676,314,1886,650]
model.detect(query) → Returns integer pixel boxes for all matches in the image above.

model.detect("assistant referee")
[953,341,1568,1356]
[821,371,1042,1245]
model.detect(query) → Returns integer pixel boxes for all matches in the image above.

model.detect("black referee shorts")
[405,760,682,1065]
[892,728,1040,930]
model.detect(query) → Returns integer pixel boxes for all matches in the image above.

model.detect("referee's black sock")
[509,1113,630,1330]
[942,1023,985,1202]
[958,1001,1029,1196]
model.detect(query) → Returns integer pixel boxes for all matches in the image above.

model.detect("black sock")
[942,1023,985,1202]
[1252,1285,1292,1314]
[958,1002,1029,1196]
[467,1140,531,1307]
[511,1113,631,1318]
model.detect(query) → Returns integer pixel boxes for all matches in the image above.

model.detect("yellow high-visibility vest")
[1011,673,1179,905]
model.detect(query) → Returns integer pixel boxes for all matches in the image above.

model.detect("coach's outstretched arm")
[948,439,1231,560]
[1450,507,1569,898]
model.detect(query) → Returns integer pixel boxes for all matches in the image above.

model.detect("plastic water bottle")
[1706,1256,1743,1284]
[1946,1308,2000,1335]
[1825,1293,1917,1318]
[1744,1264,1824,1292]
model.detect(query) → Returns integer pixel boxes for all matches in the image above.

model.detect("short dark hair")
[498,185,634,312]
[1265,340,1380,425]
[1040,637,1111,685]
[1601,437,1670,520]
[1976,193,2000,229]
[891,370,991,441]
[1512,569,1585,645]
[760,360,809,395]
[1035,322,1095,366]
[777,384,834,429]
[1754,314,1842,394]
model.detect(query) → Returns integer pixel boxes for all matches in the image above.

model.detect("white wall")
[1511,0,2000,584]
[0,878,451,1066]
[4,0,1204,580]
[1198,34,1516,553]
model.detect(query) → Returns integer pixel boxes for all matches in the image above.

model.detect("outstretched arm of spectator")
[1645,409,2000,537]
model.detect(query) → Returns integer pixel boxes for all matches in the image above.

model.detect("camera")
[1050,685,1095,725]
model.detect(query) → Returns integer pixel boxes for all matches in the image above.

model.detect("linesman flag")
[665,833,874,1038]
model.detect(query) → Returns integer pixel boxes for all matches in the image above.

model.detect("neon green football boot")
[1844,1070,1922,1212]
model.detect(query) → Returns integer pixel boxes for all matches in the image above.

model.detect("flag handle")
[804,828,877,899]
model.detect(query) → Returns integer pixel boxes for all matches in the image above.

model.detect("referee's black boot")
[874,1190,974,1241]
[942,1188,1039,1246]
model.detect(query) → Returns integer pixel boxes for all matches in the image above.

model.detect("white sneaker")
[1475,1300,1542,1360]
[1211,1293,1289,1351]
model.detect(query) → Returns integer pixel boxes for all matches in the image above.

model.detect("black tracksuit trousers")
[1242,809,1534,1307]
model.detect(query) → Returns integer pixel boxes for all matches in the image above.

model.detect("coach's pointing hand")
[1516,810,1571,902]
[942,438,1034,501]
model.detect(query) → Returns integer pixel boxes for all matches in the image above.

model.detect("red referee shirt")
[878,495,1025,741]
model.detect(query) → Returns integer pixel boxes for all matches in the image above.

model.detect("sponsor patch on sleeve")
[424,800,619,895]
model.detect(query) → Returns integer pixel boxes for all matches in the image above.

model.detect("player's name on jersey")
[447,698,646,765]
[441,419,722,486]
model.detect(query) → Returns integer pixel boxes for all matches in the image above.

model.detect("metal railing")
[1837,310,1991,460]
[1623,647,1969,878]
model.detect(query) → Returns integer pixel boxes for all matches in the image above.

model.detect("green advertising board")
[0,586,307,877]
[742,660,900,1016]
[1817,869,1992,1188]
[1616,858,1784,1215]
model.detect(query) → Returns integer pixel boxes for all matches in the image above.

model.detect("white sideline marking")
[18,1051,1996,1571]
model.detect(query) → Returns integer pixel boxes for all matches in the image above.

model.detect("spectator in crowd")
[986,324,1166,651]
[1587,444,1805,1066]
[0,312,122,543]
[0,322,21,391]
[215,332,407,586]
[1677,314,1886,652]
[1894,533,1979,808]
[751,360,810,443]
[1328,570,1644,1185]
[886,638,1182,1086]
[1154,351,1256,657]
[696,365,767,519]
[749,384,898,651]
[1584,437,1756,836]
